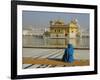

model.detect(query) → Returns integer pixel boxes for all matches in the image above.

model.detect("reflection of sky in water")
[23,36,89,48]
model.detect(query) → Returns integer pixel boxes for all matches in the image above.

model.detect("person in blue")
[62,44,74,63]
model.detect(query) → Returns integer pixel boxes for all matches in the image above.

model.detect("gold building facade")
[49,19,80,38]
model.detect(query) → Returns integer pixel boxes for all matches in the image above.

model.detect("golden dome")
[54,20,64,25]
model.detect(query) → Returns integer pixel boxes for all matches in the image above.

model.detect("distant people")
[62,44,74,63]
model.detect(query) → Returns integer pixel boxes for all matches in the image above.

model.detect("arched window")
[59,30,60,32]
[56,34,58,37]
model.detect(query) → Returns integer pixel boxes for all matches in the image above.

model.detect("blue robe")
[62,44,74,63]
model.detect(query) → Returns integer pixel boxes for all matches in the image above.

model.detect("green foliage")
[43,31,50,37]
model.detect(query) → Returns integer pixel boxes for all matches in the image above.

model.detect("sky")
[22,11,90,31]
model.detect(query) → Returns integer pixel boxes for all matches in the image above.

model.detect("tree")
[43,31,50,37]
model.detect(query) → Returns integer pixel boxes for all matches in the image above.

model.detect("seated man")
[62,44,74,63]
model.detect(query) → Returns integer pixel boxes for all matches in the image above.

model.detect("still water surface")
[23,35,89,48]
